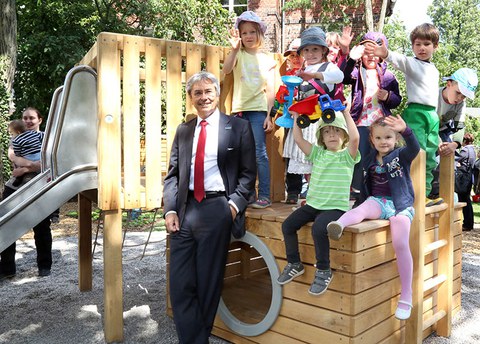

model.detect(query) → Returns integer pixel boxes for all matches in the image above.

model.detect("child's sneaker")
[327,221,344,240]
[277,262,305,285]
[308,269,333,295]
[425,196,443,207]
[250,198,271,209]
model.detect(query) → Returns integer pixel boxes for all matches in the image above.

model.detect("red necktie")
[194,120,207,202]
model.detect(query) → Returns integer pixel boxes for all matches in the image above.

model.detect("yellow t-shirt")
[231,49,275,113]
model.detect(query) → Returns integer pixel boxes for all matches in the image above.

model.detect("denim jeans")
[240,111,270,200]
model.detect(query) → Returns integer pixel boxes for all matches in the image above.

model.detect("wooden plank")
[275,257,399,295]
[185,43,202,116]
[351,315,402,344]
[205,45,221,81]
[97,32,122,210]
[406,150,426,344]
[144,38,164,209]
[78,192,93,291]
[122,35,142,209]
[271,315,349,343]
[103,209,124,342]
[165,40,184,157]
[78,40,98,69]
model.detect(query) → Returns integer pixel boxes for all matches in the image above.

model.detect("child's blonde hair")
[326,32,341,47]
[410,23,439,46]
[8,119,26,135]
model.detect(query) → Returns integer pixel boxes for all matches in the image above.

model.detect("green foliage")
[152,0,233,46]
[465,115,480,146]
[429,0,480,107]
[383,17,409,115]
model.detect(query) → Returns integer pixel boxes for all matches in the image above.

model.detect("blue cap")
[442,68,478,99]
[298,27,328,53]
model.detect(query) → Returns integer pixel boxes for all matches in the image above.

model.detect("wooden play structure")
[76,32,463,343]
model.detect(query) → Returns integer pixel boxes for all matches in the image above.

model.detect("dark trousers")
[169,195,232,344]
[458,191,474,230]
[0,186,52,275]
[286,171,302,197]
[282,204,344,270]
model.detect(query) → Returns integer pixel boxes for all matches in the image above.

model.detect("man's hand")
[165,213,180,233]
[230,205,238,220]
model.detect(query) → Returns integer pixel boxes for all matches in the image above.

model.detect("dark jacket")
[342,58,402,122]
[163,112,257,238]
[361,127,420,213]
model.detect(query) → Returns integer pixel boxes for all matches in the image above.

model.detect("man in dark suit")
[163,71,256,344]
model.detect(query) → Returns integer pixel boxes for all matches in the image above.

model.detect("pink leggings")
[337,199,413,305]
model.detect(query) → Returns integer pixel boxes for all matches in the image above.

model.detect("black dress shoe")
[462,227,473,232]
[38,269,51,277]
[0,272,16,281]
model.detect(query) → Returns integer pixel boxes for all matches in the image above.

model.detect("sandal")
[285,194,298,204]
[395,300,413,320]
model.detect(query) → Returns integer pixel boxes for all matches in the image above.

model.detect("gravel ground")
[0,203,479,343]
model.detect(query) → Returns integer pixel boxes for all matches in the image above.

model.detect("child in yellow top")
[223,11,276,208]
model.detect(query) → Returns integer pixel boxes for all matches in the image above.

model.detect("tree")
[429,0,480,107]
[0,0,17,188]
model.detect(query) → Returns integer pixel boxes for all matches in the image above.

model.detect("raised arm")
[291,111,312,156]
[222,28,242,75]
[344,106,359,159]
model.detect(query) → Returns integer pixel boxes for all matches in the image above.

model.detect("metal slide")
[0,65,98,253]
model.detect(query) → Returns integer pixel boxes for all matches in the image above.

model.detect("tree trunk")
[1,0,17,98]
[376,0,388,32]
[0,0,17,190]
[364,0,374,32]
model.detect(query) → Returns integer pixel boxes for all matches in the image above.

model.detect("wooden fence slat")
[406,150,426,343]
[144,38,164,209]
[97,33,121,210]
[186,43,202,116]
[205,45,221,81]
[122,36,142,209]
[166,41,183,155]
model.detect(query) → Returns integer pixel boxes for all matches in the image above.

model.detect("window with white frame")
[220,0,248,16]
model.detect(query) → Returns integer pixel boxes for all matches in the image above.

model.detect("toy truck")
[289,93,346,128]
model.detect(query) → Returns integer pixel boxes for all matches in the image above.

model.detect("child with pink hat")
[223,11,277,209]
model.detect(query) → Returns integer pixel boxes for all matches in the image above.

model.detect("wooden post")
[103,209,124,343]
[436,153,454,336]
[406,150,426,343]
[97,32,123,342]
[78,192,93,291]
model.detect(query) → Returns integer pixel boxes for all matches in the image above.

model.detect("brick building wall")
[243,0,395,53]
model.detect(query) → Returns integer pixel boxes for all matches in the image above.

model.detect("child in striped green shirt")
[277,108,360,295]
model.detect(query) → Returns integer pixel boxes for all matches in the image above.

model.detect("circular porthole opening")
[218,231,282,336]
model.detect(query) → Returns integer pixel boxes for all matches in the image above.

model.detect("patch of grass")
[473,202,480,224]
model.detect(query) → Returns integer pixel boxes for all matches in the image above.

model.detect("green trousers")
[402,103,439,196]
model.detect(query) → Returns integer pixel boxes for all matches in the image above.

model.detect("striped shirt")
[306,145,360,211]
[12,130,44,158]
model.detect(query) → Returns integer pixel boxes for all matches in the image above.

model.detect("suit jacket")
[163,111,257,238]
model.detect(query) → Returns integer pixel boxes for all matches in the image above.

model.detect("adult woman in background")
[0,107,52,280]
